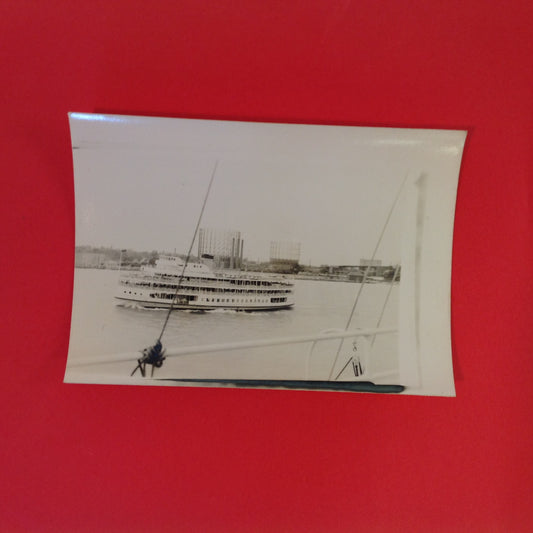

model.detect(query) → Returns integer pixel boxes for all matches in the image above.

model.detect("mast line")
[327,172,409,380]
[157,160,219,342]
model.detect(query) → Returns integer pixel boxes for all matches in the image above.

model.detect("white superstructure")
[115,255,295,311]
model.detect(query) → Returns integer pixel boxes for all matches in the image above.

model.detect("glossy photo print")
[65,113,466,395]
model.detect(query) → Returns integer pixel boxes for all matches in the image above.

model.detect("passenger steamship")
[115,255,295,311]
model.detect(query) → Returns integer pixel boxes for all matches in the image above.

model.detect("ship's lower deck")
[115,296,294,311]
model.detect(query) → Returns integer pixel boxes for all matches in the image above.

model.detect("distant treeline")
[75,246,163,266]
[75,246,399,279]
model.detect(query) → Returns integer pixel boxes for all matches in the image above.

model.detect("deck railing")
[68,326,398,382]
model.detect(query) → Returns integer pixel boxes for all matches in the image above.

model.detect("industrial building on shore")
[197,228,244,270]
[75,231,399,282]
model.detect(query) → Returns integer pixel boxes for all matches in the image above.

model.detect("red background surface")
[1,2,532,531]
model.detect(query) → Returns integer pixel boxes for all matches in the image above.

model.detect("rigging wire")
[327,173,409,381]
[332,263,401,380]
[157,160,219,343]
[131,160,218,377]
[370,264,401,348]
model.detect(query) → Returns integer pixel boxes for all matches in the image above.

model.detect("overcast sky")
[71,114,464,266]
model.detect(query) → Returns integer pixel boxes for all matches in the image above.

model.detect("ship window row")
[121,277,293,288]
[182,287,292,295]
[146,293,288,305]
[121,281,290,294]
[149,293,197,302]
[204,298,270,304]
[122,290,288,305]
[155,275,291,287]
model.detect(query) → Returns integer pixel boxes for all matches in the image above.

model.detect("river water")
[66,269,399,384]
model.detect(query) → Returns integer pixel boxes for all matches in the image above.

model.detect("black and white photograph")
[66,113,466,395]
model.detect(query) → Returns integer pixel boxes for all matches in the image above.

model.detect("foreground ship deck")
[115,255,295,311]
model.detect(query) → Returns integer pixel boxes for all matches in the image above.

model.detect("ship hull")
[115,296,294,311]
